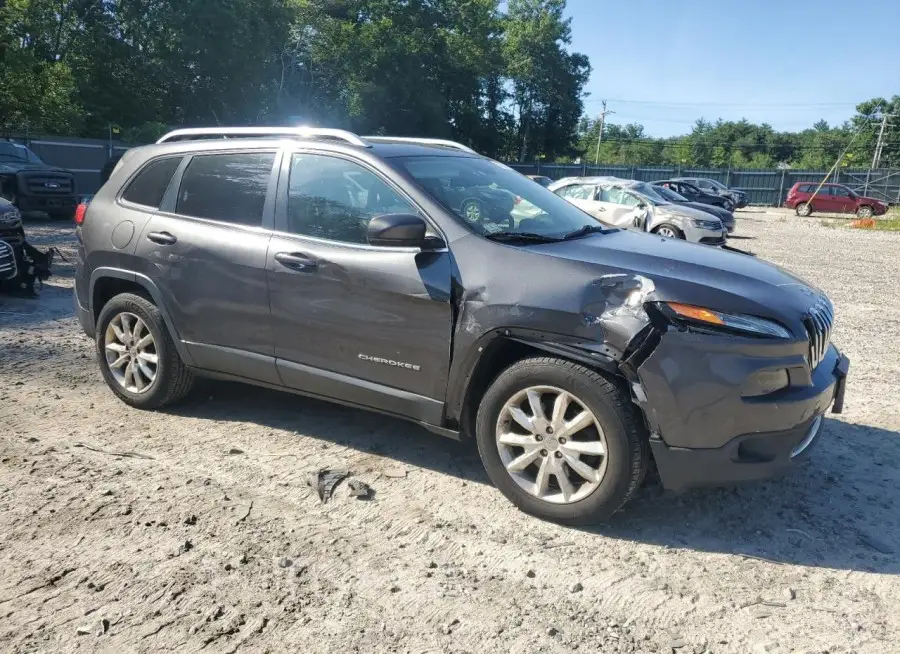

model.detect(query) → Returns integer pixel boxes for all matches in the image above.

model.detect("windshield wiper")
[562,224,606,240]
[483,231,562,243]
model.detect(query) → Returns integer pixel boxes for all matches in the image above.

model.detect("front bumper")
[17,195,77,213]
[634,329,849,491]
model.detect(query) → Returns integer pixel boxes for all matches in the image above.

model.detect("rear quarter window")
[121,157,183,208]
[175,152,276,226]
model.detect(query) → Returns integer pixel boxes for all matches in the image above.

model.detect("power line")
[584,98,859,108]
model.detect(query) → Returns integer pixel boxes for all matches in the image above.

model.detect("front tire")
[95,293,194,410]
[653,224,684,239]
[796,202,812,217]
[722,199,734,212]
[475,357,648,525]
[856,205,874,219]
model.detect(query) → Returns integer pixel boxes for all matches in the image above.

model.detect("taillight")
[74,203,88,226]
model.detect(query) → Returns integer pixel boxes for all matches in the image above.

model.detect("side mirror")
[367,213,429,248]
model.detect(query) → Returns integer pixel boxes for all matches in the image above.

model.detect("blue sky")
[566,0,900,137]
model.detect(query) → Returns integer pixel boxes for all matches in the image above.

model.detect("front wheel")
[475,358,648,525]
[653,224,684,239]
[856,205,874,219]
[796,202,812,217]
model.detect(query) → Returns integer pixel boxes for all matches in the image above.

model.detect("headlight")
[664,302,793,338]
[690,217,722,230]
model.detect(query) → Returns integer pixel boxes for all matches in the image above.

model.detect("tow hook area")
[831,353,850,414]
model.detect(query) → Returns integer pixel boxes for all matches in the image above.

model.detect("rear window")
[121,157,182,208]
[175,152,276,226]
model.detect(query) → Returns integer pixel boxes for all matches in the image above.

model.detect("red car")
[785,182,888,218]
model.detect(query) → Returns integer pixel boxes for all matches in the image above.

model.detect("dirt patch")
[1,216,898,653]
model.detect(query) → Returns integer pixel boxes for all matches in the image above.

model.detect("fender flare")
[445,327,621,427]
[88,267,194,365]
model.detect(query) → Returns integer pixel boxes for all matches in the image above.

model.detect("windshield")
[705,178,728,190]
[652,185,689,203]
[626,182,669,205]
[393,156,604,238]
[0,142,43,164]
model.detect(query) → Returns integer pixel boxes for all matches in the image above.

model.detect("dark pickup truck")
[0,141,78,220]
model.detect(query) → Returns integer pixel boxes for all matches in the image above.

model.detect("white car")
[548,177,727,246]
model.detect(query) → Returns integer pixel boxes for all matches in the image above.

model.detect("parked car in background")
[527,175,553,188]
[785,182,888,218]
[672,177,747,209]
[654,179,732,211]
[549,177,726,246]
[652,183,735,233]
[0,140,78,220]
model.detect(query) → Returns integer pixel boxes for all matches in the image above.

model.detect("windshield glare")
[627,182,669,205]
[393,156,603,238]
[706,178,727,190]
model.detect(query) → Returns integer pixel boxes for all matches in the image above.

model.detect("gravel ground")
[1,213,898,654]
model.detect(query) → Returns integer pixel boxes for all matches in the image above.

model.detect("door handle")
[147,231,177,245]
[275,252,318,272]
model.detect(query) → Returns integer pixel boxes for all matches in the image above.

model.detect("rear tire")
[95,293,194,410]
[475,357,648,525]
[796,202,812,217]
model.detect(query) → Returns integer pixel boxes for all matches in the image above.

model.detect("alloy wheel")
[495,386,608,504]
[104,312,158,394]
[463,200,483,223]
[656,226,678,238]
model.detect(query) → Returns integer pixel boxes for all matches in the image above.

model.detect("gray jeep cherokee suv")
[74,127,849,524]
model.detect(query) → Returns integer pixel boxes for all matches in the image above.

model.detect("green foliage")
[0,0,590,157]
[575,99,900,169]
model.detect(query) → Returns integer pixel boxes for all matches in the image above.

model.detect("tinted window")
[287,154,416,244]
[831,185,851,197]
[122,157,182,208]
[176,152,276,225]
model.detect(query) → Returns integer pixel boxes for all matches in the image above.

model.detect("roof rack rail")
[363,136,477,154]
[156,126,369,147]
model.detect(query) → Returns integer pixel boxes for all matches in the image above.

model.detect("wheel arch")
[448,328,623,439]
[89,267,194,365]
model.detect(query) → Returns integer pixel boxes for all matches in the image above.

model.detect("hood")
[537,229,823,334]
[655,203,723,223]
[858,195,885,206]
[679,201,734,224]
[0,160,74,175]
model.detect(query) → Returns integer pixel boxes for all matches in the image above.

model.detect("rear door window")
[175,152,276,226]
[121,157,183,208]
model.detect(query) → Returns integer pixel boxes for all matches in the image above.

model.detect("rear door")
[830,185,855,213]
[810,185,836,212]
[554,183,605,220]
[135,149,281,384]
[266,151,453,424]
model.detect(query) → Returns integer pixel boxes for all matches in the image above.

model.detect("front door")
[267,151,453,425]
[598,186,648,230]
[135,150,280,383]
[831,185,854,213]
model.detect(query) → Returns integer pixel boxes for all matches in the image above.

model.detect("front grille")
[22,173,75,196]
[804,297,834,371]
[0,241,16,278]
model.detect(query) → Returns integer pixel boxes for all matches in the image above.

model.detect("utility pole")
[594,101,615,165]
[871,112,890,169]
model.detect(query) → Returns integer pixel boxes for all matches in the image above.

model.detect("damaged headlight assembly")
[661,302,793,339]
[689,217,722,231]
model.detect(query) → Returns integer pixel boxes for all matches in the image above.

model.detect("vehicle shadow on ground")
[172,383,898,573]
[170,380,491,483]
[598,418,900,574]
